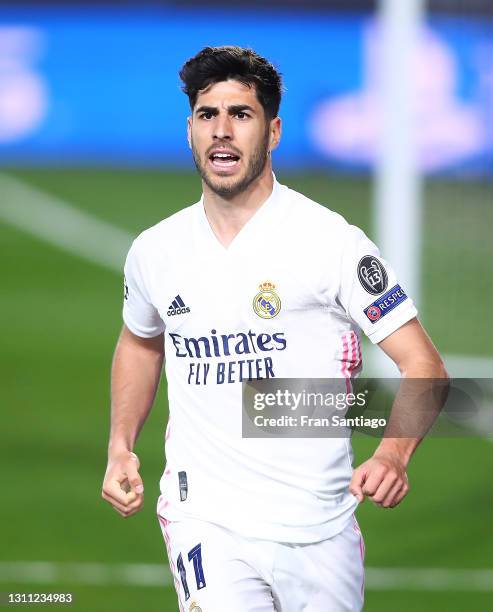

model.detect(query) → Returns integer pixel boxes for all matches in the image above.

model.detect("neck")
[202,162,274,248]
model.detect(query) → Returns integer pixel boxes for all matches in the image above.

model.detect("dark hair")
[179,46,283,120]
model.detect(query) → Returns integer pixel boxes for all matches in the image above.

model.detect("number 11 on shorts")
[177,543,206,601]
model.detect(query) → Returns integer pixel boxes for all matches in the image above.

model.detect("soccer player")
[102,46,448,611]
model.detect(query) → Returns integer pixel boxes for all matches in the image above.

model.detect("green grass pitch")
[1,169,492,611]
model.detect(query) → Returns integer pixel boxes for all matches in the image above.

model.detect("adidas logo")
[167,295,191,316]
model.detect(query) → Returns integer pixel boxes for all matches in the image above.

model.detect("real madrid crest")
[253,281,281,319]
[189,602,202,612]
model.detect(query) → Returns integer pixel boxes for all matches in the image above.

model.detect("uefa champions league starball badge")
[253,281,281,319]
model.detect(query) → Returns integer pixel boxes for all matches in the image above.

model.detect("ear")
[187,116,192,149]
[269,117,282,152]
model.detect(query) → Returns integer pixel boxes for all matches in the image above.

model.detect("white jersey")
[123,178,417,543]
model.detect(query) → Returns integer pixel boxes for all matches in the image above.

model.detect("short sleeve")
[122,238,165,338]
[338,225,418,344]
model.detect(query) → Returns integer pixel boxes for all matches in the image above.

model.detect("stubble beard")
[191,128,270,200]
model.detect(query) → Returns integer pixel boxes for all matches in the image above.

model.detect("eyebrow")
[194,104,256,116]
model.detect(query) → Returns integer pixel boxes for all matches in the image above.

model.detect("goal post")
[374,0,426,309]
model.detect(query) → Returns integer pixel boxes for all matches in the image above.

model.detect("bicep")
[117,324,165,359]
[377,318,446,376]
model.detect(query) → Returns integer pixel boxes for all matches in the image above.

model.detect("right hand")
[102,451,145,518]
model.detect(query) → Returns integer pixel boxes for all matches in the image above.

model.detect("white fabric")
[123,178,417,543]
[158,511,365,612]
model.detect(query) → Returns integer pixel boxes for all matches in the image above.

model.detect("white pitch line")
[1,561,493,591]
[0,172,133,272]
[365,567,493,592]
[1,173,491,378]
[0,561,172,588]
[364,343,493,379]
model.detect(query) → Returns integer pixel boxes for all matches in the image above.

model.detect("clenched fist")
[102,451,145,518]
[349,451,409,509]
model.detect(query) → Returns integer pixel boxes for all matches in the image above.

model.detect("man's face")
[187,79,280,199]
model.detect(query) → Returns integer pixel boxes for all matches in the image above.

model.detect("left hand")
[349,451,409,508]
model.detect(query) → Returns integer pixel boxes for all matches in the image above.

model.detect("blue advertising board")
[0,6,491,173]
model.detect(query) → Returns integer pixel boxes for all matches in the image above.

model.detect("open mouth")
[208,151,241,170]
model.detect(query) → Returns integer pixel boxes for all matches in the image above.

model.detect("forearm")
[108,327,164,456]
[375,358,449,466]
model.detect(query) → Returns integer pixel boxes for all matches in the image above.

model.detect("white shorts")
[157,507,365,612]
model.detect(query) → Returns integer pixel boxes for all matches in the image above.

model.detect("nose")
[213,113,233,141]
